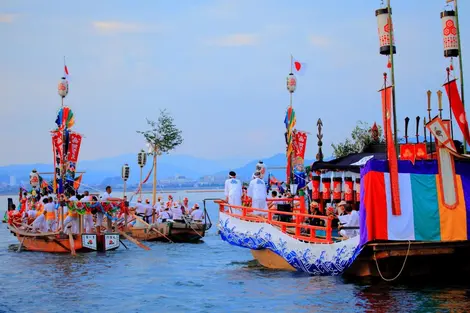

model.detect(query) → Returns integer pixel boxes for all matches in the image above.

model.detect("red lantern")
[322,178,331,202]
[344,177,353,202]
[311,176,320,201]
[355,178,361,203]
[332,177,342,202]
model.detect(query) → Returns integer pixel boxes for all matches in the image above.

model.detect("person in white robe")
[248,172,268,215]
[338,204,360,239]
[224,171,242,206]
[81,191,94,233]
[98,186,114,230]
[190,204,204,222]
[171,202,183,221]
[32,211,48,232]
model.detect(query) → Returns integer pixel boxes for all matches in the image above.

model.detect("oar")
[17,236,26,252]
[134,216,174,243]
[68,232,76,256]
[118,230,151,250]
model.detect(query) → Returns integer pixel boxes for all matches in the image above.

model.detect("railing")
[215,197,334,244]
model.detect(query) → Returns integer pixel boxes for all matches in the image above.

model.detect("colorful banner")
[293,131,307,160]
[68,132,82,163]
[400,143,416,164]
[444,79,470,145]
[52,130,63,157]
[381,86,401,215]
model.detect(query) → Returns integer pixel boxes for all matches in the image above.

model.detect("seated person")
[309,202,326,226]
[338,204,360,239]
[171,202,184,221]
[190,204,204,221]
[158,207,172,222]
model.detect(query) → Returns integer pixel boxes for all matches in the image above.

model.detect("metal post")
[387,0,398,153]
[455,0,467,153]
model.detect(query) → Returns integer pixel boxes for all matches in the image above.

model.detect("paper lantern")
[322,177,331,202]
[355,178,361,203]
[441,10,459,58]
[376,7,396,55]
[58,77,69,98]
[344,177,353,202]
[30,170,39,188]
[332,177,342,202]
[137,151,147,167]
[286,73,296,93]
[311,176,321,201]
[121,164,130,181]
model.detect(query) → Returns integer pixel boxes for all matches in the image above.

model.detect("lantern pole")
[387,0,398,152]
[290,54,293,108]
[454,0,467,153]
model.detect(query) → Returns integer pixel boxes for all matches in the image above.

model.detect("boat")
[3,72,128,254]
[216,1,470,278]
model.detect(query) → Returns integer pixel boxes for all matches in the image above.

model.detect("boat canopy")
[311,152,387,173]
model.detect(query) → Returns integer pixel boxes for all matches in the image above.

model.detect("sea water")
[1,192,469,312]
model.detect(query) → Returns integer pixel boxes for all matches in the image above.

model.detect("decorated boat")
[119,147,212,242]
[216,0,470,278]
[4,68,130,254]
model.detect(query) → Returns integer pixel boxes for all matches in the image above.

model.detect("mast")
[454,0,466,153]
[286,55,297,186]
[387,0,398,152]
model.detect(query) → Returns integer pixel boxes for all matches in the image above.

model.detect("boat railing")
[215,199,333,244]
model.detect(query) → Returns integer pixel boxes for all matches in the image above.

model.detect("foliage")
[331,121,385,158]
[137,109,183,155]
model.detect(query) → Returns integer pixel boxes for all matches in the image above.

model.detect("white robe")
[248,178,267,211]
[225,178,242,206]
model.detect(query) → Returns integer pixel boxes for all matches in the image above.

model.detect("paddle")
[134,216,174,243]
[17,237,25,252]
[68,232,76,256]
[118,230,151,250]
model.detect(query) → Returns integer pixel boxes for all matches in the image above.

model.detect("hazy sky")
[1,0,468,166]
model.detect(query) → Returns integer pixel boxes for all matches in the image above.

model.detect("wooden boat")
[7,224,120,253]
[124,213,211,242]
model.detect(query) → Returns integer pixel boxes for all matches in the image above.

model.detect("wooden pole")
[387,0,399,152]
[118,230,151,250]
[139,166,143,200]
[152,147,157,206]
[454,0,467,153]
[68,232,76,256]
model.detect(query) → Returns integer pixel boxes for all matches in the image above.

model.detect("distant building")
[9,176,16,186]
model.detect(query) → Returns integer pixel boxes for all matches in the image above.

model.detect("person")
[337,200,347,216]
[338,204,360,239]
[268,190,279,210]
[144,199,154,223]
[159,206,172,222]
[248,171,268,214]
[98,186,113,230]
[190,203,204,221]
[171,202,183,221]
[81,191,94,233]
[32,210,48,233]
[241,186,251,206]
[43,198,57,231]
[309,201,326,227]
[181,197,190,214]
[224,171,242,206]
[135,199,146,220]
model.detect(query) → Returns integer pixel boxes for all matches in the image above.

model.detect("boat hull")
[218,212,361,276]
[125,221,206,242]
[9,226,120,253]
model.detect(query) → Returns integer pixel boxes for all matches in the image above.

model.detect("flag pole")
[454,0,467,153]
[290,54,293,108]
[387,0,399,153]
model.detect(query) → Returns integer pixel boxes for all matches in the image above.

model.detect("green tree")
[331,121,384,158]
[137,109,183,205]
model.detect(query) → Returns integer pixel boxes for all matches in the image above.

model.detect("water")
[1,192,470,312]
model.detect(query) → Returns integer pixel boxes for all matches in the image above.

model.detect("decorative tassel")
[450,58,454,71]
[387,57,392,69]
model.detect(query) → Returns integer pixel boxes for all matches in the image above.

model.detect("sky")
[0,0,469,166]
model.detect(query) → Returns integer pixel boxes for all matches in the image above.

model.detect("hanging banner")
[293,131,308,162]
[68,133,82,163]
[443,79,470,145]
[400,144,416,164]
[381,86,401,215]
[52,131,63,157]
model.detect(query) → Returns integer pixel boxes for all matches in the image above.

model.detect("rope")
[374,240,411,281]
[181,215,204,238]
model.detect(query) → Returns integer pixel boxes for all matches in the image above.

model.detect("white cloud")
[0,13,18,23]
[91,21,159,34]
[207,33,259,47]
[309,35,331,47]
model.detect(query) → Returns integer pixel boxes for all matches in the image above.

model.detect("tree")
[137,109,183,205]
[137,109,183,155]
[331,121,384,158]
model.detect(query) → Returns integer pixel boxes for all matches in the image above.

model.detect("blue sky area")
[0,0,468,165]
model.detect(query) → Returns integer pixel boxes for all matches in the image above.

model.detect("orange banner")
[381,86,401,215]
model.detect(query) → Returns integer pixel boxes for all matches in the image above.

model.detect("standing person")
[81,191,94,233]
[144,199,154,224]
[98,186,113,231]
[224,171,242,206]
[43,198,57,231]
[181,197,190,214]
[248,172,268,214]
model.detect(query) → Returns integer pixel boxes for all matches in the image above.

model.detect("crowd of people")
[6,185,205,235]
[224,169,360,240]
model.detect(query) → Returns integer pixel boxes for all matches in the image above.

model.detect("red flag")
[381,86,401,215]
[443,79,470,145]
[64,65,69,76]
[400,144,416,164]
[67,132,82,163]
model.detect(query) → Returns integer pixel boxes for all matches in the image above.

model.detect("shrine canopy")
[311,152,386,173]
